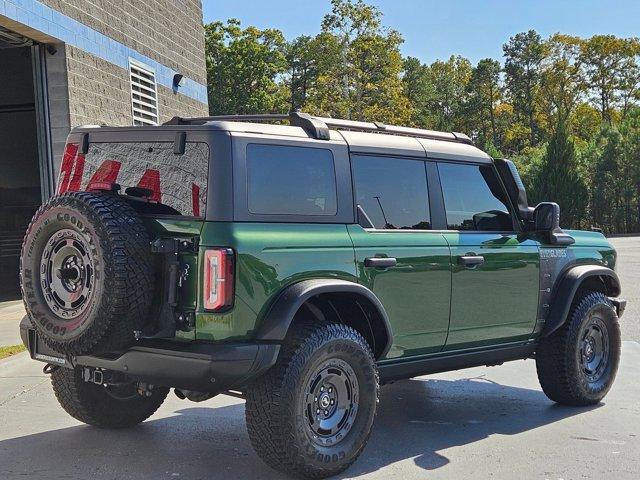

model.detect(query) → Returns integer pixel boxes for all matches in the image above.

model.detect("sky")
[202,0,640,65]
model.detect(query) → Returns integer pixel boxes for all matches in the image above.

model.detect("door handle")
[364,257,397,268]
[458,255,485,267]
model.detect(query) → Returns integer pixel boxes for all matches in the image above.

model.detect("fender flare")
[543,265,621,337]
[254,279,394,358]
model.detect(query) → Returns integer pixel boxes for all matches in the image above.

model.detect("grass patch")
[0,344,26,360]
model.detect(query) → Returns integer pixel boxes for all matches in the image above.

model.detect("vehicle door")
[348,154,451,359]
[437,161,540,350]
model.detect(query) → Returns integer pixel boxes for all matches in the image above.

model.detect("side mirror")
[534,202,575,245]
[534,202,560,231]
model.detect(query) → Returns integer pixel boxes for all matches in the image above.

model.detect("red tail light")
[203,248,234,311]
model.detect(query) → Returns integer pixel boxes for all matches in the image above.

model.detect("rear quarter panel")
[196,222,357,341]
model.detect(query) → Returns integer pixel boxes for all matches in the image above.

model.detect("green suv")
[20,112,625,478]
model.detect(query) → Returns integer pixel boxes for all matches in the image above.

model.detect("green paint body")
[145,217,617,362]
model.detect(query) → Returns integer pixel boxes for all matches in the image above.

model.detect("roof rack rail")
[163,111,473,145]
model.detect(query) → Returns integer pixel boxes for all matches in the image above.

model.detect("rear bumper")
[20,316,279,393]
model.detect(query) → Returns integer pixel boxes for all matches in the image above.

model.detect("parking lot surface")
[0,342,638,479]
[0,237,638,479]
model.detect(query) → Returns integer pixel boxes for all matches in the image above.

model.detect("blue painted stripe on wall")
[0,0,208,105]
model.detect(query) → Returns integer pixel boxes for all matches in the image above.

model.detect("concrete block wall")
[0,0,209,123]
[39,0,206,85]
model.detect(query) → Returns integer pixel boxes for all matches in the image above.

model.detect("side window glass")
[352,155,431,230]
[438,162,513,231]
[246,144,337,216]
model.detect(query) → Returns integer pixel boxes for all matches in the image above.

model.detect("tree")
[503,30,547,145]
[403,55,472,131]
[467,58,502,148]
[532,116,588,228]
[538,34,584,131]
[577,35,640,124]
[204,19,287,115]
[314,0,412,123]
[285,36,320,111]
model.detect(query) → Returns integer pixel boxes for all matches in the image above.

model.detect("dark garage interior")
[0,45,43,300]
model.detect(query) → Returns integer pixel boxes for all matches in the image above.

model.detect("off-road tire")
[20,192,154,355]
[536,291,621,406]
[245,322,379,479]
[51,367,169,428]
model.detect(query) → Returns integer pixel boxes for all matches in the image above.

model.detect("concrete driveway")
[0,343,638,479]
[0,300,23,347]
[0,237,638,479]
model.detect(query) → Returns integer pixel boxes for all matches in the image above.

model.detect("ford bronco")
[19,112,625,478]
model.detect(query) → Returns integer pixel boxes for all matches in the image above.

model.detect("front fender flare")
[543,265,621,337]
[254,279,394,358]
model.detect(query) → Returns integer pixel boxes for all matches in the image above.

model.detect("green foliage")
[205,19,288,115]
[503,30,546,146]
[203,4,640,232]
[532,117,588,228]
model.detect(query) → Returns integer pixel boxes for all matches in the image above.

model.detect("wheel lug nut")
[320,386,324,392]
[316,409,320,414]
[328,388,332,393]
[324,410,329,415]
[330,399,335,405]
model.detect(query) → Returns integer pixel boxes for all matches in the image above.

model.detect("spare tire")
[20,192,154,355]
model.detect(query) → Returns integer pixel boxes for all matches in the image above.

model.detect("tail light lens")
[203,248,234,311]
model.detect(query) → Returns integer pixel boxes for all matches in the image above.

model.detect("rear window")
[246,144,337,216]
[57,142,209,217]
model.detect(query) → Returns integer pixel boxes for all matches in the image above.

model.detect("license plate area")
[30,331,67,366]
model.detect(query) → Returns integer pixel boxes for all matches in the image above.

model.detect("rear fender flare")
[254,279,394,359]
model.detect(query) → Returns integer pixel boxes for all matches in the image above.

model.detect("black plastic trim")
[543,265,621,337]
[255,279,394,358]
[378,343,536,382]
[20,316,279,394]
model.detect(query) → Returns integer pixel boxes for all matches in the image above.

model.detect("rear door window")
[246,144,337,216]
[351,155,431,230]
[58,142,209,217]
[438,162,513,231]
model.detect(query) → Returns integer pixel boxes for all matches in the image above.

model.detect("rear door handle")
[458,255,485,267]
[364,257,397,268]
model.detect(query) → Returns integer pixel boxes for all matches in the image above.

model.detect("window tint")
[58,142,209,217]
[438,162,513,231]
[247,144,337,216]
[352,155,430,230]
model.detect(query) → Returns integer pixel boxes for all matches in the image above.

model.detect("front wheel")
[245,322,379,479]
[536,291,621,406]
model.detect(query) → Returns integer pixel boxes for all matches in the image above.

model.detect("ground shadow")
[0,377,598,479]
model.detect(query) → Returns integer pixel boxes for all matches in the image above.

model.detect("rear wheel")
[536,291,621,406]
[245,322,379,479]
[51,367,168,428]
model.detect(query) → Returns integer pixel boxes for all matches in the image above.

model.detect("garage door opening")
[0,43,48,300]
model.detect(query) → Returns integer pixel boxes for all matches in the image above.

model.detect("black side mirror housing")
[534,202,575,245]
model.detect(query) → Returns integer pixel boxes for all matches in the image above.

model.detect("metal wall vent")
[129,59,159,126]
